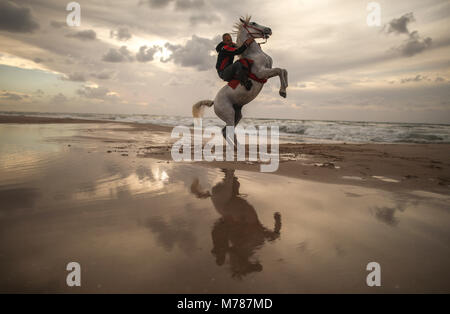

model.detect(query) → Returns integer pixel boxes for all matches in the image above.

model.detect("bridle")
[242,23,268,45]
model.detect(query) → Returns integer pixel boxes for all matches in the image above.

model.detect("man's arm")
[222,38,254,56]
[233,43,249,55]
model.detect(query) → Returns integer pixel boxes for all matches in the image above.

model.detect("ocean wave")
[1,111,449,144]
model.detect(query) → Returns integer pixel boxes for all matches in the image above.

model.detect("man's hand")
[244,38,254,46]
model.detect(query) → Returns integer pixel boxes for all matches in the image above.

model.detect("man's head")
[222,33,233,46]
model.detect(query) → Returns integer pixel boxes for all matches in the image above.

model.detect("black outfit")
[215,42,250,85]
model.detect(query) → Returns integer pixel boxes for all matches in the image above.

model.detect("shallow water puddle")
[372,176,401,183]
[0,124,449,293]
[342,176,365,181]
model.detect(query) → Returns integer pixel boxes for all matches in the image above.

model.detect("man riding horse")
[193,16,288,141]
[216,33,254,90]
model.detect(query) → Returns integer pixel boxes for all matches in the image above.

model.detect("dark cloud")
[136,45,161,62]
[91,70,115,80]
[0,91,28,101]
[163,35,220,71]
[189,13,220,25]
[61,72,86,82]
[6,94,23,101]
[398,31,432,57]
[33,57,43,63]
[77,86,109,98]
[385,13,432,57]
[50,21,66,29]
[110,27,132,41]
[144,0,173,8]
[102,46,134,62]
[400,74,427,83]
[386,12,414,34]
[0,1,39,33]
[175,0,205,10]
[66,29,97,41]
[77,86,119,101]
[144,0,204,10]
[51,93,68,104]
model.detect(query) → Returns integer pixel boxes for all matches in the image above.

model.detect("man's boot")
[237,67,252,91]
[239,71,253,90]
[243,79,253,91]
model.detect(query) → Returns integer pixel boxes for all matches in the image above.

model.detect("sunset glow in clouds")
[0,0,449,123]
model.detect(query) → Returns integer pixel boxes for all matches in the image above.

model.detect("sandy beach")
[0,115,449,293]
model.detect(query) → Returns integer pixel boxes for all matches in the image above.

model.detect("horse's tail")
[192,100,214,118]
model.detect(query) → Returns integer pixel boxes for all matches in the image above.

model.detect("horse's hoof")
[279,90,286,98]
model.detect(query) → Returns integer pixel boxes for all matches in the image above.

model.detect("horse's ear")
[239,17,246,24]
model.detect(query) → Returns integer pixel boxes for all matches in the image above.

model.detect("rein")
[242,23,268,45]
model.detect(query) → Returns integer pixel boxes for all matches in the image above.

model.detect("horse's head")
[235,16,272,46]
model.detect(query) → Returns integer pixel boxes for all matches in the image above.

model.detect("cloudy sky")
[0,0,449,123]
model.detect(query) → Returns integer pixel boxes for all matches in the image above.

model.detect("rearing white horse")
[192,16,288,137]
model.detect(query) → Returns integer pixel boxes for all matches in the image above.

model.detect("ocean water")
[1,111,450,144]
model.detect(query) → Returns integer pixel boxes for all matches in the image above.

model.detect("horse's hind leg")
[233,104,243,126]
[280,69,288,98]
[230,104,244,147]
[219,104,242,138]
[214,96,236,145]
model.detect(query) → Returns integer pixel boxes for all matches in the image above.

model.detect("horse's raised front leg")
[282,69,288,89]
[252,67,288,98]
[278,69,289,99]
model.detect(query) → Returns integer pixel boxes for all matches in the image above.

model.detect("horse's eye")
[251,22,256,25]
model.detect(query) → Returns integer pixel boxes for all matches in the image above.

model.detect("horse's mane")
[232,15,251,45]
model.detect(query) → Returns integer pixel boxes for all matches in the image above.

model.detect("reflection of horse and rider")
[191,169,281,279]
[193,16,288,141]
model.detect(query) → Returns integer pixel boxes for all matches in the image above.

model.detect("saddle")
[228,58,267,89]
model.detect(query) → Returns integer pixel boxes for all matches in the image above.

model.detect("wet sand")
[0,116,449,293]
